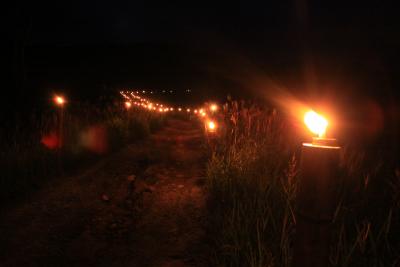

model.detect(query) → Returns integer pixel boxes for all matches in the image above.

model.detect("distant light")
[207,120,217,132]
[54,95,66,106]
[187,108,191,112]
[210,104,218,112]
[178,108,182,111]
[125,101,132,109]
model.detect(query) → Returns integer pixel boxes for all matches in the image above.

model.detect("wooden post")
[293,138,341,267]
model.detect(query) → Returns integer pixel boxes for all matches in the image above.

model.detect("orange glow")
[194,109,198,114]
[304,110,328,137]
[207,120,216,132]
[125,101,132,109]
[187,108,190,112]
[210,104,218,112]
[54,95,66,106]
[200,112,206,117]
[80,125,108,154]
[178,108,182,111]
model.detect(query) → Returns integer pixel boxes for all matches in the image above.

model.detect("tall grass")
[206,100,298,267]
[206,99,399,266]
[0,98,164,206]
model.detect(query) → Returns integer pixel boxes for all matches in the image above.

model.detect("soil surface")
[0,118,209,267]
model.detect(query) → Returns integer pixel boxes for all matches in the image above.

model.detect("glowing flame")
[207,120,216,132]
[125,101,132,109]
[304,110,328,137]
[54,95,65,106]
[210,104,218,112]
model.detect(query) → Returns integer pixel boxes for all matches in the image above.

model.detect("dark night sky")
[5,1,397,46]
[2,1,400,107]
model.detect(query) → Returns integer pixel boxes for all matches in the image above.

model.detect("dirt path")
[0,118,209,267]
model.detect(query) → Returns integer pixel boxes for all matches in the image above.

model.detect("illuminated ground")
[0,118,208,267]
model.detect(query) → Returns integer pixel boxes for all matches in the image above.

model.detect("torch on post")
[54,95,66,171]
[293,110,342,267]
[205,119,218,151]
[54,95,66,148]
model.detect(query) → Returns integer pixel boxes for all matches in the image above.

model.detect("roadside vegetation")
[0,97,164,206]
[205,98,399,266]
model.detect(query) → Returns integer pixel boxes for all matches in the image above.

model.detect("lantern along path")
[0,117,209,267]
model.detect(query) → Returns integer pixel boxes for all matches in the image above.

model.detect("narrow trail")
[0,118,209,267]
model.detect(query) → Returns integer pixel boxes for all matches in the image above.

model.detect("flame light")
[125,101,132,109]
[304,110,328,137]
[207,120,216,132]
[54,95,66,106]
[119,90,220,120]
[210,104,218,112]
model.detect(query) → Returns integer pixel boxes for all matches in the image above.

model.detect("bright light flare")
[125,101,132,109]
[210,104,218,112]
[54,95,66,106]
[304,110,328,137]
[207,120,217,132]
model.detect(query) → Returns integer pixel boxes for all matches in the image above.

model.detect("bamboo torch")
[293,110,342,267]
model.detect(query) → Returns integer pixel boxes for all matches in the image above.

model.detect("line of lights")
[120,90,218,133]
[120,90,217,117]
[121,89,192,95]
